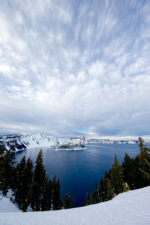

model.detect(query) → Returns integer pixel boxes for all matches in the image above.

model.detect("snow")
[0,133,86,152]
[87,135,150,144]
[87,135,150,141]
[0,186,150,225]
[0,193,20,213]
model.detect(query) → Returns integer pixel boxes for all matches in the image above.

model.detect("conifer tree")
[52,176,62,210]
[14,156,26,206]
[0,148,15,195]
[102,170,112,201]
[84,193,91,206]
[102,176,108,201]
[21,158,33,211]
[0,144,5,155]
[137,137,150,187]
[122,153,134,189]
[41,177,52,211]
[31,150,46,211]
[98,177,104,202]
[91,181,99,204]
[64,193,72,209]
[110,154,123,195]
[91,188,98,204]
[0,145,5,192]
[106,178,113,200]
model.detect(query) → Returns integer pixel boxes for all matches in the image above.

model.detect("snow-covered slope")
[87,135,150,144]
[0,133,86,152]
[0,186,150,225]
[0,193,20,213]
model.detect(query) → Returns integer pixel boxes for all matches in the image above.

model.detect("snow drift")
[0,186,150,225]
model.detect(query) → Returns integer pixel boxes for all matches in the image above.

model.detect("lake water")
[15,143,140,207]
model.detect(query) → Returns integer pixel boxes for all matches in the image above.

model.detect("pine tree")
[31,150,46,211]
[0,144,5,155]
[122,153,134,189]
[41,177,52,211]
[106,178,113,200]
[0,145,5,192]
[21,158,33,211]
[137,137,150,187]
[102,176,108,201]
[98,177,104,202]
[110,154,123,195]
[64,193,72,209]
[102,170,112,201]
[52,176,62,210]
[14,156,26,206]
[84,193,91,206]
[0,148,15,195]
[91,182,99,204]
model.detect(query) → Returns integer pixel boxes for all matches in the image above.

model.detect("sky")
[0,0,150,137]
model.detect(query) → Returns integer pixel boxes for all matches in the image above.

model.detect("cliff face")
[0,133,86,152]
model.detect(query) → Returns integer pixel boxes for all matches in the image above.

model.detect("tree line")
[0,148,73,211]
[84,137,150,205]
[0,137,150,211]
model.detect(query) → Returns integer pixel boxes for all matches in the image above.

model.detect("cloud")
[0,0,150,137]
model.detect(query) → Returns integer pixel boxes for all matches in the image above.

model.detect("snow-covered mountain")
[0,133,86,152]
[0,186,150,225]
[87,136,150,144]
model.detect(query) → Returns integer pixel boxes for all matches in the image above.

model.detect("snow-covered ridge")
[87,136,150,144]
[0,133,86,152]
[0,186,150,225]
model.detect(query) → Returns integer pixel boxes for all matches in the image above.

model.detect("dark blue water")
[15,143,139,207]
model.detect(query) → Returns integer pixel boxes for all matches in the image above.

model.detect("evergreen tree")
[0,146,64,212]
[0,145,5,192]
[31,150,46,211]
[98,177,104,202]
[110,154,123,195]
[102,171,112,201]
[101,176,108,201]
[84,193,91,206]
[41,177,52,211]
[0,148,15,195]
[64,193,72,209]
[82,137,150,208]
[0,144,5,155]
[21,158,33,211]
[91,188,98,204]
[91,182,99,204]
[106,178,113,200]
[138,137,144,151]
[136,137,150,187]
[52,176,62,210]
[122,153,134,189]
[132,156,142,188]
[14,156,26,206]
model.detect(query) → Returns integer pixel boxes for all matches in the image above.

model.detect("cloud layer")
[0,0,150,136]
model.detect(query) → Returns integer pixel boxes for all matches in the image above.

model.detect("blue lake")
[15,143,140,207]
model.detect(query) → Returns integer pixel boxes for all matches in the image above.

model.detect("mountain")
[87,136,150,144]
[0,133,86,152]
[0,186,150,225]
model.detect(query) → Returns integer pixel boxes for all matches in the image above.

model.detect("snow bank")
[0,194,20,213]
[0,186,150,225]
